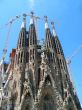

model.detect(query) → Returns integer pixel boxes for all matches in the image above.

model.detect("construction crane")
[66,45,82,94]
[66,45,82,65]
[26,12,43,45]
[0,15,21,102]
[0,15,21,89]
[0,16,22,108]
[0,15,21,66]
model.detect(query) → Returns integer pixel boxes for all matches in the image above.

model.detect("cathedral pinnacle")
[21,14,26,29]
[30,11,34,25]
[51,21,57,37]
[44,16,49,29]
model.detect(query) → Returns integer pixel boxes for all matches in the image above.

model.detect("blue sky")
[0,0,82,105]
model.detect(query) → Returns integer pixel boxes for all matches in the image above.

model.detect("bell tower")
[28,12,37,65]
[13,14,27,107]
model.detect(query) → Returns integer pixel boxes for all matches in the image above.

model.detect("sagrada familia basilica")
[0,12,81,110]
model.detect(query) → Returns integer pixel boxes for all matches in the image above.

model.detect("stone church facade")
[1,13,81,110]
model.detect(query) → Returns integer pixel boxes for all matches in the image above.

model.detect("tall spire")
[17,14,27,49]
[21,14,26,29]
[51,21,57,37]
[44,16,49,29]
[30,12,34,25]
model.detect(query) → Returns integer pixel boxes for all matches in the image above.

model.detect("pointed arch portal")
[38,74,56,110]
[42,93,55,110]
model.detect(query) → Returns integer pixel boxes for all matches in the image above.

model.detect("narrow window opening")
[38,68,41,86]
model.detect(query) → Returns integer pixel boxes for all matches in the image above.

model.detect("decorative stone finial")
[44,16,49,29]
[41,52,45,64]
[30,11,34,25]
[21,14,26,29]
[41,39,48,64]
[41,39,46,52]
[51,21,57,37]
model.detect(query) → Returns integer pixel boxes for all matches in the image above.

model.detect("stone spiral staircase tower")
[6,13,81,110]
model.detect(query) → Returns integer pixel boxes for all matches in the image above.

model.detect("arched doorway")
[42,93,55,110]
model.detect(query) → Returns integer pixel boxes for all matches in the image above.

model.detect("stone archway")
[20,91,32,110]
[38,85,57,110]
[42,93,55,110]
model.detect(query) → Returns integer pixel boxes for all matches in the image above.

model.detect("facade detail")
[0,13,81,110]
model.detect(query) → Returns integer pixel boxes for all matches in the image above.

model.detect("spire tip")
[51,21,57,37]
[44,16,49,29]
[30,11,34,25]
[21,14,26,29]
